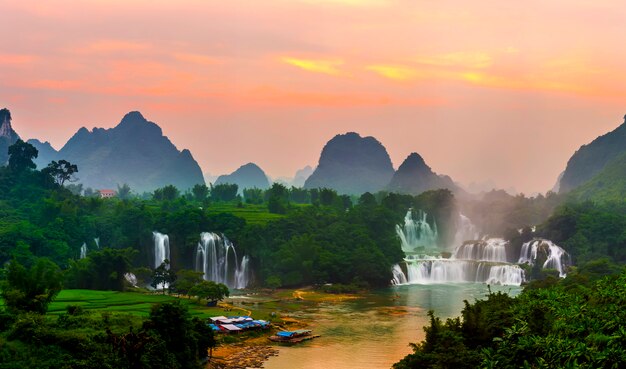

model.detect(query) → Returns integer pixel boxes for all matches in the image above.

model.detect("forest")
[2,140,626,368]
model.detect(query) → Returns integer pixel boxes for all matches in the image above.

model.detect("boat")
[268,329,320,344]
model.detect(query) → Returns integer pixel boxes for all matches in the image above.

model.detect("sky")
[1,0,625,194]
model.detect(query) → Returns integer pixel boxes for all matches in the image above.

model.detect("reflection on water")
[264,284,521,369]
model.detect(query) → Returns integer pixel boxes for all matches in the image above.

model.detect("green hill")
[569,152,626,203]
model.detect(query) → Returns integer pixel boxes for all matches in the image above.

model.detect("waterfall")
[518,239,569,277]
[391,264,408,285]
[452,214,480,247]
[80,243,87,259]
[124,272,138,287]
[94,237,100,249]
[453,238,508,262]
[396,210,439,252]
[153,232,170,268]
[195,232,250,289]
[398,255,525,285]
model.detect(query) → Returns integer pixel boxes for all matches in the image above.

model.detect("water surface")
[264,284,521,369]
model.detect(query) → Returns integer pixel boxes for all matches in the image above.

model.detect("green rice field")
[205,203,287,225]
[45,289,237,318]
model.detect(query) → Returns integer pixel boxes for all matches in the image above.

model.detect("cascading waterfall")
[392,252,525,286]
[195,232,250,289]
[80,243,87,259]
[454,238,508,262]
[391,211,570,286]
[396,209,439,252]
[518,239,569,277]
[452,214,480,247]
[153,232,170,268]
[94,237,100,249]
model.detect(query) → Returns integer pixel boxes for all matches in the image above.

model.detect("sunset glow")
[1,0,625,193]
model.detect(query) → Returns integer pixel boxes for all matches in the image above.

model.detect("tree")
[191,184,209,202]
[162,185,180,201]
[151,260,177,294]
[358,192,377,207]
[210,183,238,202]
[289,186,310,204]
[153,185,179,201]
[267,182,289,214]
[117,183,132,200]
[66,248,138,291]
[1,258,63,314]
[43,159,78,185]
[143,301,215,369]
[7,139,38,172]
[243,187,264,204]
[190,281,229,304]
[172,269,203,297]
[265,275,282,290]
[65,183,83,195]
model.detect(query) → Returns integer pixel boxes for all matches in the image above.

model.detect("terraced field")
[205,203,286,225]
[46,289,235,318]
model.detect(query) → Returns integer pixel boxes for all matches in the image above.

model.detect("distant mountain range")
[304,132,395,194]
[28,111,205,192]
[10,106,624,199]
[303,132,459,195]
[557,115,626,193]
[292,165,314,188]
[387,152,458,194]
[214,162,270,191]
[0,109,20,165]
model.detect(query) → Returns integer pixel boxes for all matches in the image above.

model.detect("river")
[263,284,521,369]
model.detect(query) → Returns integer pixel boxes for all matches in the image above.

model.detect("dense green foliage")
[538,201,626,264]
[395,267,626,369]
[0,300,215,369]
[569,152,626,204]
[0,141,416,289]
[558,116,626,193]
[1,258,63,314]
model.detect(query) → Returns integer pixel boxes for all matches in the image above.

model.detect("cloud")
[415,52,493,69]
[366,64,418,81]
[281,57,344,76]
[0,54,39,65]
[173,53,220,65]
[73,40,152,54]
[299,0,388,6]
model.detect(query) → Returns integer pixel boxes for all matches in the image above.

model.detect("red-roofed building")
[99,189,116,199]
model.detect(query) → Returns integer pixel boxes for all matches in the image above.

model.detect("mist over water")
[396,210,439,252]
[391,210,569,286]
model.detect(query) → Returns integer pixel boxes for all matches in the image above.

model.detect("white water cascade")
[452,214,480,248]
[94,237,100,249]
[518,239,569,277]
[195,232,250,289]
[153,232,171,268]
[394,237,525,286]
[80,243,87,259]
[124,272,138,287]
[396,210,439,252]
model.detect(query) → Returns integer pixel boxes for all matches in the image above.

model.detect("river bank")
[206,287,361,368]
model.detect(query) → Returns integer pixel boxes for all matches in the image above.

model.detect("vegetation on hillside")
[394,264,626,369]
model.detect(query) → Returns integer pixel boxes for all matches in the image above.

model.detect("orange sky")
[1,0,625,193]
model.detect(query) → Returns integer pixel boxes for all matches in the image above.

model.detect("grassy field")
[46,289,242,318]
[205,203,286,225]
